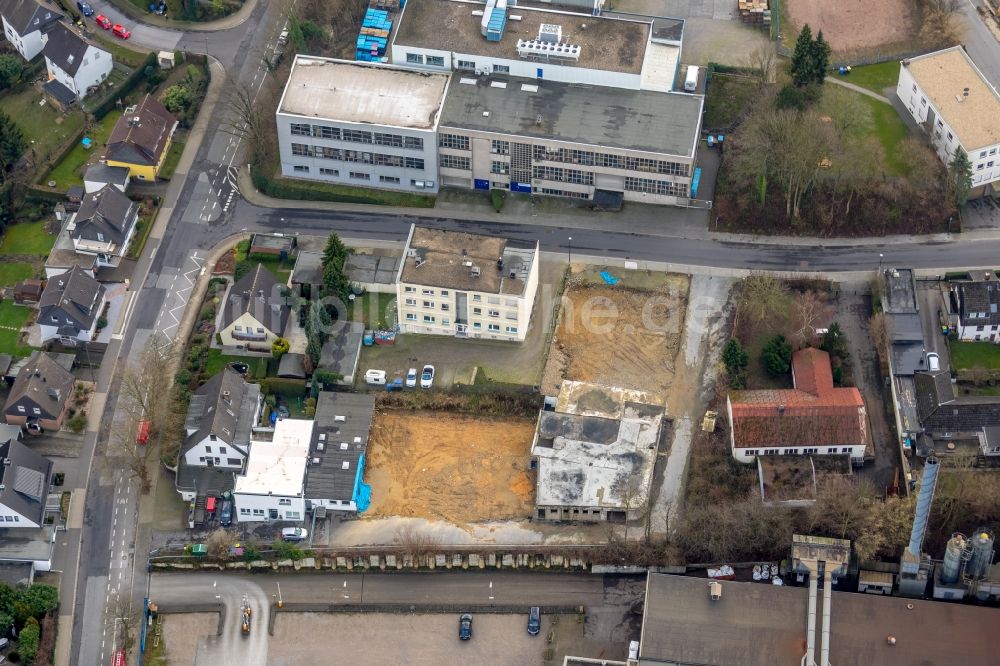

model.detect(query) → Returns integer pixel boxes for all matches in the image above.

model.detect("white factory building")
[273,0,703,207]
[897,46,1000,197]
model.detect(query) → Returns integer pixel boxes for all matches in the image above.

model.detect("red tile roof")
[729,349,868,449]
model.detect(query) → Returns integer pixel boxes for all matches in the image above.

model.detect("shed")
[13,279,45,304]
[158,51,176,69]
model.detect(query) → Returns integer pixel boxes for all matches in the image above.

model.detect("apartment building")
[898,46,1000,197]
[395,225,539,341]
[275,57,449,194]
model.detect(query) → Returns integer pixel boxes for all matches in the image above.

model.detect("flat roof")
[394,0,650,75]
[904,46,1000,150]
[533,381,662,510]
[305,392,376,503]
[640,573,1000,666]
[345,253,400,286]
[236,419,314,497]
[883,267,917,314]
[278,56,449,130]
[399,226,536,295]
[439,72,702,156]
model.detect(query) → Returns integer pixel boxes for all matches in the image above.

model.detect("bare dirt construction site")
[785,0,917,53]
[541,268,689,400]
[364,411,537,524]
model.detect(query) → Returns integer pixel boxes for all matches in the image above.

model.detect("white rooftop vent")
[516,40,581,61]
[317,441,325,452]
[490,81,508,89]
[538,23,562,43]
[471,9,484,15]
[312,457,320,465]
[319,433,326,441]
[482,111,490,117]
[460,77,477,85]
[354,436,362,444]
[509,14,522,20]
[334,415,346,423]
[340,442,349,450]
[521,83,538,92]
[342,461,350,470]
[470,265,481,278]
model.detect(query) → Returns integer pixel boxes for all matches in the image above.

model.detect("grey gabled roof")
[304,392,375,503]
[107,94,178,167]
[0,431,52,526]
[72,185,137,248]
[220,264,290,335]
[0,0,61,35]
[182,368,260,457]
[41,22,99,77]
[38,266,105,332]
[3,351,75,421]
[957,281,1000,327]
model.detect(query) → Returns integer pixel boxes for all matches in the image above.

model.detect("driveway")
[85,0,183,52]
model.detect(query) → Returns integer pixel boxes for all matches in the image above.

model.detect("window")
[285,511,301,520]
[841,447,852,453]
[314,125,339,140]
[342,129,372,144]
[505,298,518,306]
[206,446,213,453]
[293,165,309,173]
[488,323,500,332]
[488,309,500,317]
[319,168,338,176]
[406,53,424,64]
[440,303,449,311]
[493,64,509,73]
[290,123,311,136]
[404,286,416,292]
[491,160,510,175]
[624,176,688,197]
[291,143,312,156]
[374,132,403,147]
[472,295,481,302]
[220,446,227,454]
[379,175,401,184]
[441,290,449,296]
[473,307,482,315]
[442,318,450,326]
[920,97,926,106]
[937,119,943,128]
[804,448,818,454]
[257,327,264,333]
[488,297,500,305]
[405,298,416,306]
[426,55,445,66]
[349,171,370,181]
[491,140,510,155]
[227,458,241,465]
[234,326,242,332]
[786,449,799,455]
[911,84,917,92]
[763,449,778,455]
[253,509,265,515]
[33,408,40,415]
[827,448,837,453]
[981,151,988,158]
[278,498,292,505]
[240,508,251,515]
[947,132,954,141]
[405,313,416,321]
[991,148,998,155]
[978,164,985,170]
[422,289,434,295]
[989,161,995,168]
[423,301,434,308]
[473,322,482,329]
[506,311,518,320]
[16,406,24,413]
[440,154,471,170]
[423,315,436,323]
[505,326,518,334]
[745,449,758,456]
[457,59,475,70]
[439,134,470,150]
[405,157,425,170]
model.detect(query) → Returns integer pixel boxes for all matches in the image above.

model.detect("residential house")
[37,266,105,344]
[83,163,129,194]
[897,46,1000,197]
[3,351,75,432]
[218,264,291,352]
[952,279,1000,342]
[531,381,663,523]
[395,225,539,341]
[41,22,111,104]
[726,348,869,464]
[0,426,53,529]
[0,0,60,61]
[106,94,179,181]
[233,418,312,523]
[304,391,375,514]
[175,368,262,502]
[67,185,139,268]
[914,369,1000,457]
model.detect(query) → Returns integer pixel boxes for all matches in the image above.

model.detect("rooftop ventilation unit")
[538,23,562,43]
[342,461,350,470]
[516,40,582,61]
[340,442,349,450]
[334,415,346,423]
[470,265,481,278]
[317,441,325,452]
[312,457,321,465]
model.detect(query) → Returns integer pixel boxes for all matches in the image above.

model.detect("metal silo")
[966,529,995,581]
[941,533,967,585]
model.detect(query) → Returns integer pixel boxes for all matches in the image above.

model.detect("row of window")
[532,145,690,176]
[454,59,510,74]
[288,123,425,150]
[0,515,19,522]
[533,166,593,185]
[539,188,590,199]
[404,312,517,333]
[403,286,514,305]
[403,297,517,319]
[439,134,470,150]
[406,52,445,67]
[199,456,242,465]
[742,447,855,456]
[290,144,426,170]
[624,176,688,197]
[440,154,471,170]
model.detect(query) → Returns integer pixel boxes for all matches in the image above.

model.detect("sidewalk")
[237,167,1000,247]
[826,76,891,104]
[105,0,258,31]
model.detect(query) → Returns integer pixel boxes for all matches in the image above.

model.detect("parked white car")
[420,364,435,389]
[281,527,308,542]
[406,368,418,388]
[365,369,387,385]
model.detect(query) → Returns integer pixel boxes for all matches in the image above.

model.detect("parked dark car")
[527,607,541,636]
[219,499,233,527]
[459,613,472,641]
[76,1,94,16]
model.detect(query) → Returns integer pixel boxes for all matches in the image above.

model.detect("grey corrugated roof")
[182,369,260,457]
[3,351,75,421]
[0,430,52,526]
[304,392,375,503]
[0,0,61,35]
[220,264,291,334]
[72,185,137,248]
[41,22,96,77]
[42,78,76,106]
[439,73,703,157]
[38,266,105,332]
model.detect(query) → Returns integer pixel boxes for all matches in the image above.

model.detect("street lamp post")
[567,236,573,267]
[276,582,283,608]
[878,253,884,274]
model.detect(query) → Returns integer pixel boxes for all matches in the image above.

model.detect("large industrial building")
[274,0,703,206]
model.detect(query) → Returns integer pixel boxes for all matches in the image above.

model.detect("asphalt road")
[961,0,1000,90]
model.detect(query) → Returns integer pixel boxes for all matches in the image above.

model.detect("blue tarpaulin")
[691,167,702,198]
[600,271,619,285]
[353,453,372,512]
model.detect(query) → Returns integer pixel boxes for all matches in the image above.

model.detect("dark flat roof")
[305,392,376,502]
[439,72,702,157]
[640,574,1000,666]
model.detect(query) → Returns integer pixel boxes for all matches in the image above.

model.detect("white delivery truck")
[684,65,699,92]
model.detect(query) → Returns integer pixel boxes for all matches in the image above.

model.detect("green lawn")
[44,111,122,190]
[350,292,396,329]
[203,349,270,378]
[0,221,56,257]
[865,97,911,176]
[818,84,911,178]
[836,61,900,96]
[950,341,1000,370]
[0,263,34,288]
[0,301,34,358]
[90,31,150,68]
[2,87,84,166]
[704,74,758,130]
[159,139,186,180]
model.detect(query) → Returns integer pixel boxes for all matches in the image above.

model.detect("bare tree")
[108,417,154,493]
[393,524,440,557]
[788,291,835,347]
[207,528,234,558]
[735,274,791,337]
[744,45,776,85]
[119,333,177,427]
[918,0,963,47]
[869,312,894,378]
[112,594,137,657]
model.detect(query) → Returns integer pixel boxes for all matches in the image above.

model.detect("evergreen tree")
[722,338,750,389]
[811,30,831,84]
[761,335,793,377]
[0,111,26,182]
[790,24,815,87]
[322,231,350,271]
[948,146,973,208]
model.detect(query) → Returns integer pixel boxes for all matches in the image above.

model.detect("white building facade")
[897,46,1000,196]
[233,419,313,523]
[1,0,60,61]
